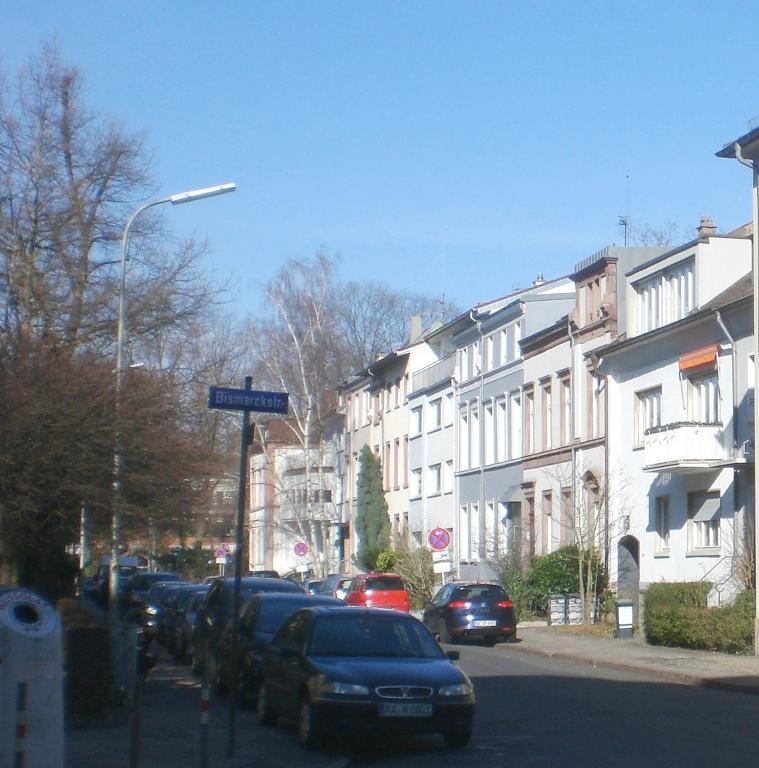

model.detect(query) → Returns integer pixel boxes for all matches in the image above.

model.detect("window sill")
[686,548,721,557]
[426,492,441,499]
[653,551,670,558]
[427,426,442,434]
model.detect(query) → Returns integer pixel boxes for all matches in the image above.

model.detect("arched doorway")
[617,536,640,621]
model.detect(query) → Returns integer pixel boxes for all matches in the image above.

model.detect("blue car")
[257,606,476,750]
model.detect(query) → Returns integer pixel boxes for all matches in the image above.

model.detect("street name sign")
[208,386,289,414]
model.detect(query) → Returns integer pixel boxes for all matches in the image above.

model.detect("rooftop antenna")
[618,174,631,245]
[435,293,446,320]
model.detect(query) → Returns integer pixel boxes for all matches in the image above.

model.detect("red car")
[343,573,410,612]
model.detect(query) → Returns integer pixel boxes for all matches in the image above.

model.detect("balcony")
[642,422,740,473]
[412,354,455,393]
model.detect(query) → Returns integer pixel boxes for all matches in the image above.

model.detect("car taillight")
[496,600,514,609]
[447,600,468,609]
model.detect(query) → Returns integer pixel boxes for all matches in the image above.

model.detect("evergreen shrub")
[644,583,754,654]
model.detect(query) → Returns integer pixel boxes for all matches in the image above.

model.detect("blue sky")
[3,1,758,317]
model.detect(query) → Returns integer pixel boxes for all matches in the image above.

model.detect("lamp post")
[716,130,759,654]
[109,182,236,631]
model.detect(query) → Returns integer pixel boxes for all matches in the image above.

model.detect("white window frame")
[427,463,442,496]
[483,399,494,465]
[411,405,423,436]
[687,491,720,554]
[635,386,662,447]
[636,258,695,333]
[410,468,422,499]
[688,372,719,425]
[429,398,442,431]
[655,496,670,555]
[443,460,453,494]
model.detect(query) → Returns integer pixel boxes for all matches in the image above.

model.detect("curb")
[504,641,759,696]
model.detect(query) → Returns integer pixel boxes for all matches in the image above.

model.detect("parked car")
[123,571,180,615]
[257,606,475,750]
[164,583,205,655]
[212,591,343,699]
[194,576,306,680]
[248,570,280,578]
[143,581,185,640]
[314,574,351,599]
[154,582,189,644]
[304,579,325,596]
[176,588,209,664]
[422,582,516,645]
[343,573,409,612]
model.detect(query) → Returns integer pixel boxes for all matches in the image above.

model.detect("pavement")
[64,623,759,768]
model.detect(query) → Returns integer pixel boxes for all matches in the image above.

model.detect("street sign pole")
[226,376,252,759]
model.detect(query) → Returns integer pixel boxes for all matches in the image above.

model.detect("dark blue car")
[257,606,475,750]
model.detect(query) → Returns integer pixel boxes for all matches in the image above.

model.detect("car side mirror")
[446,651,460,661]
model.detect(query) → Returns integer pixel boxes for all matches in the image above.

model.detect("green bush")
[522,546,607,617]
[644,584,754,654]
[375,548,397,572]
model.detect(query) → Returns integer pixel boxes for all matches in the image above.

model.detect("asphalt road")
[67,641,759,768]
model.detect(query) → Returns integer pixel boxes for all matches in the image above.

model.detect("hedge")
[644,583,755,654]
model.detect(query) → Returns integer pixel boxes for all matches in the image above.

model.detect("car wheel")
[256,685,277,726]
[443,729,472,749]
[297,696,322,750]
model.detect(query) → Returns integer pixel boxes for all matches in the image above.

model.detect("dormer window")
[635,257,694,333]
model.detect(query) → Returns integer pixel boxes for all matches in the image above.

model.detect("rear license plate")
[378,702,433,718]
[473,620,497,627]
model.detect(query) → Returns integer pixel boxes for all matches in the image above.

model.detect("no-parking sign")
[427,527,451,551]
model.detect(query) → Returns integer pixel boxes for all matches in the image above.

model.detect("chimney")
[533,273,545,286]
[409,315,422,343]
[697,215,717,240]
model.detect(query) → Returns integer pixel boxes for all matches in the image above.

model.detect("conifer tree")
[355,444,391,570]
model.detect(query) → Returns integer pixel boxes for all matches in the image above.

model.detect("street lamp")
[109,182,236,631]
[716,129,759,655]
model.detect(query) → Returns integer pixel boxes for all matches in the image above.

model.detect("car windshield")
[453,585,506,601]
[310,614,444,659]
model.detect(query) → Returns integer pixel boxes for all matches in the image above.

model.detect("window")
[485,500,496,556]
[403,435,408,488]
[470,403,480,467]
[688,491,720,552]
[427,464,442,496]
[403,373,409,402]
[560,488,573,546]
[655,496,670,555]
[460,347,470,381]
[495,396,507,462]
[459,408,469,470]
[500,328,509,366]
[472,341,481,376]
[524,386,535,455]
[541,379,552,451]
[393,438,400,490]
[411,406,422,436]
[443,460,453,494]
[470,502,480,561]
[429,398,442,430]
[384,442,391,491]
[394,378,401,408]
[636,258,695,333]
[688,373,719,424]
[485,335,495,371]
[444,392,454,426]
[458,505,471,561]
[635,387,662,446]
[483,400,494,465]
[513,320,523,360]
[410,468,422,498]
[542,491,553,554]
[559,375,571,445]
[509,391,522,459]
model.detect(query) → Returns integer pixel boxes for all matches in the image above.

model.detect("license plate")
[473,620,497,627]
[378,702,433,718]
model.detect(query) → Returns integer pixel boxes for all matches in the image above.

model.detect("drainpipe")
[469,310,486,581]
[568,318,577,545]
[715,309,739,581]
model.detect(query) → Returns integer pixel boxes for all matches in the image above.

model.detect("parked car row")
[127,570,519,751]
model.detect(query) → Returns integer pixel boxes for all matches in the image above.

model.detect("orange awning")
[679,344,718,373]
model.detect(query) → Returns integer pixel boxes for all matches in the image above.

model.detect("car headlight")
[316,681,370,696]
[438,682,473,697]
[145,606,159,615]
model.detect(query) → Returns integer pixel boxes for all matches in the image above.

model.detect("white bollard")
[0,588,63,768]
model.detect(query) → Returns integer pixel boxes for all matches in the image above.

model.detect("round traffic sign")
[293,542,308,557]
[215,547,227,559]
[427,527,451,551]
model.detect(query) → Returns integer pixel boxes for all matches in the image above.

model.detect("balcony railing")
[643,422,730,471]
[412,354,455,393]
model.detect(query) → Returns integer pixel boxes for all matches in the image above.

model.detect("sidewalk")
[509,624,759,694]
